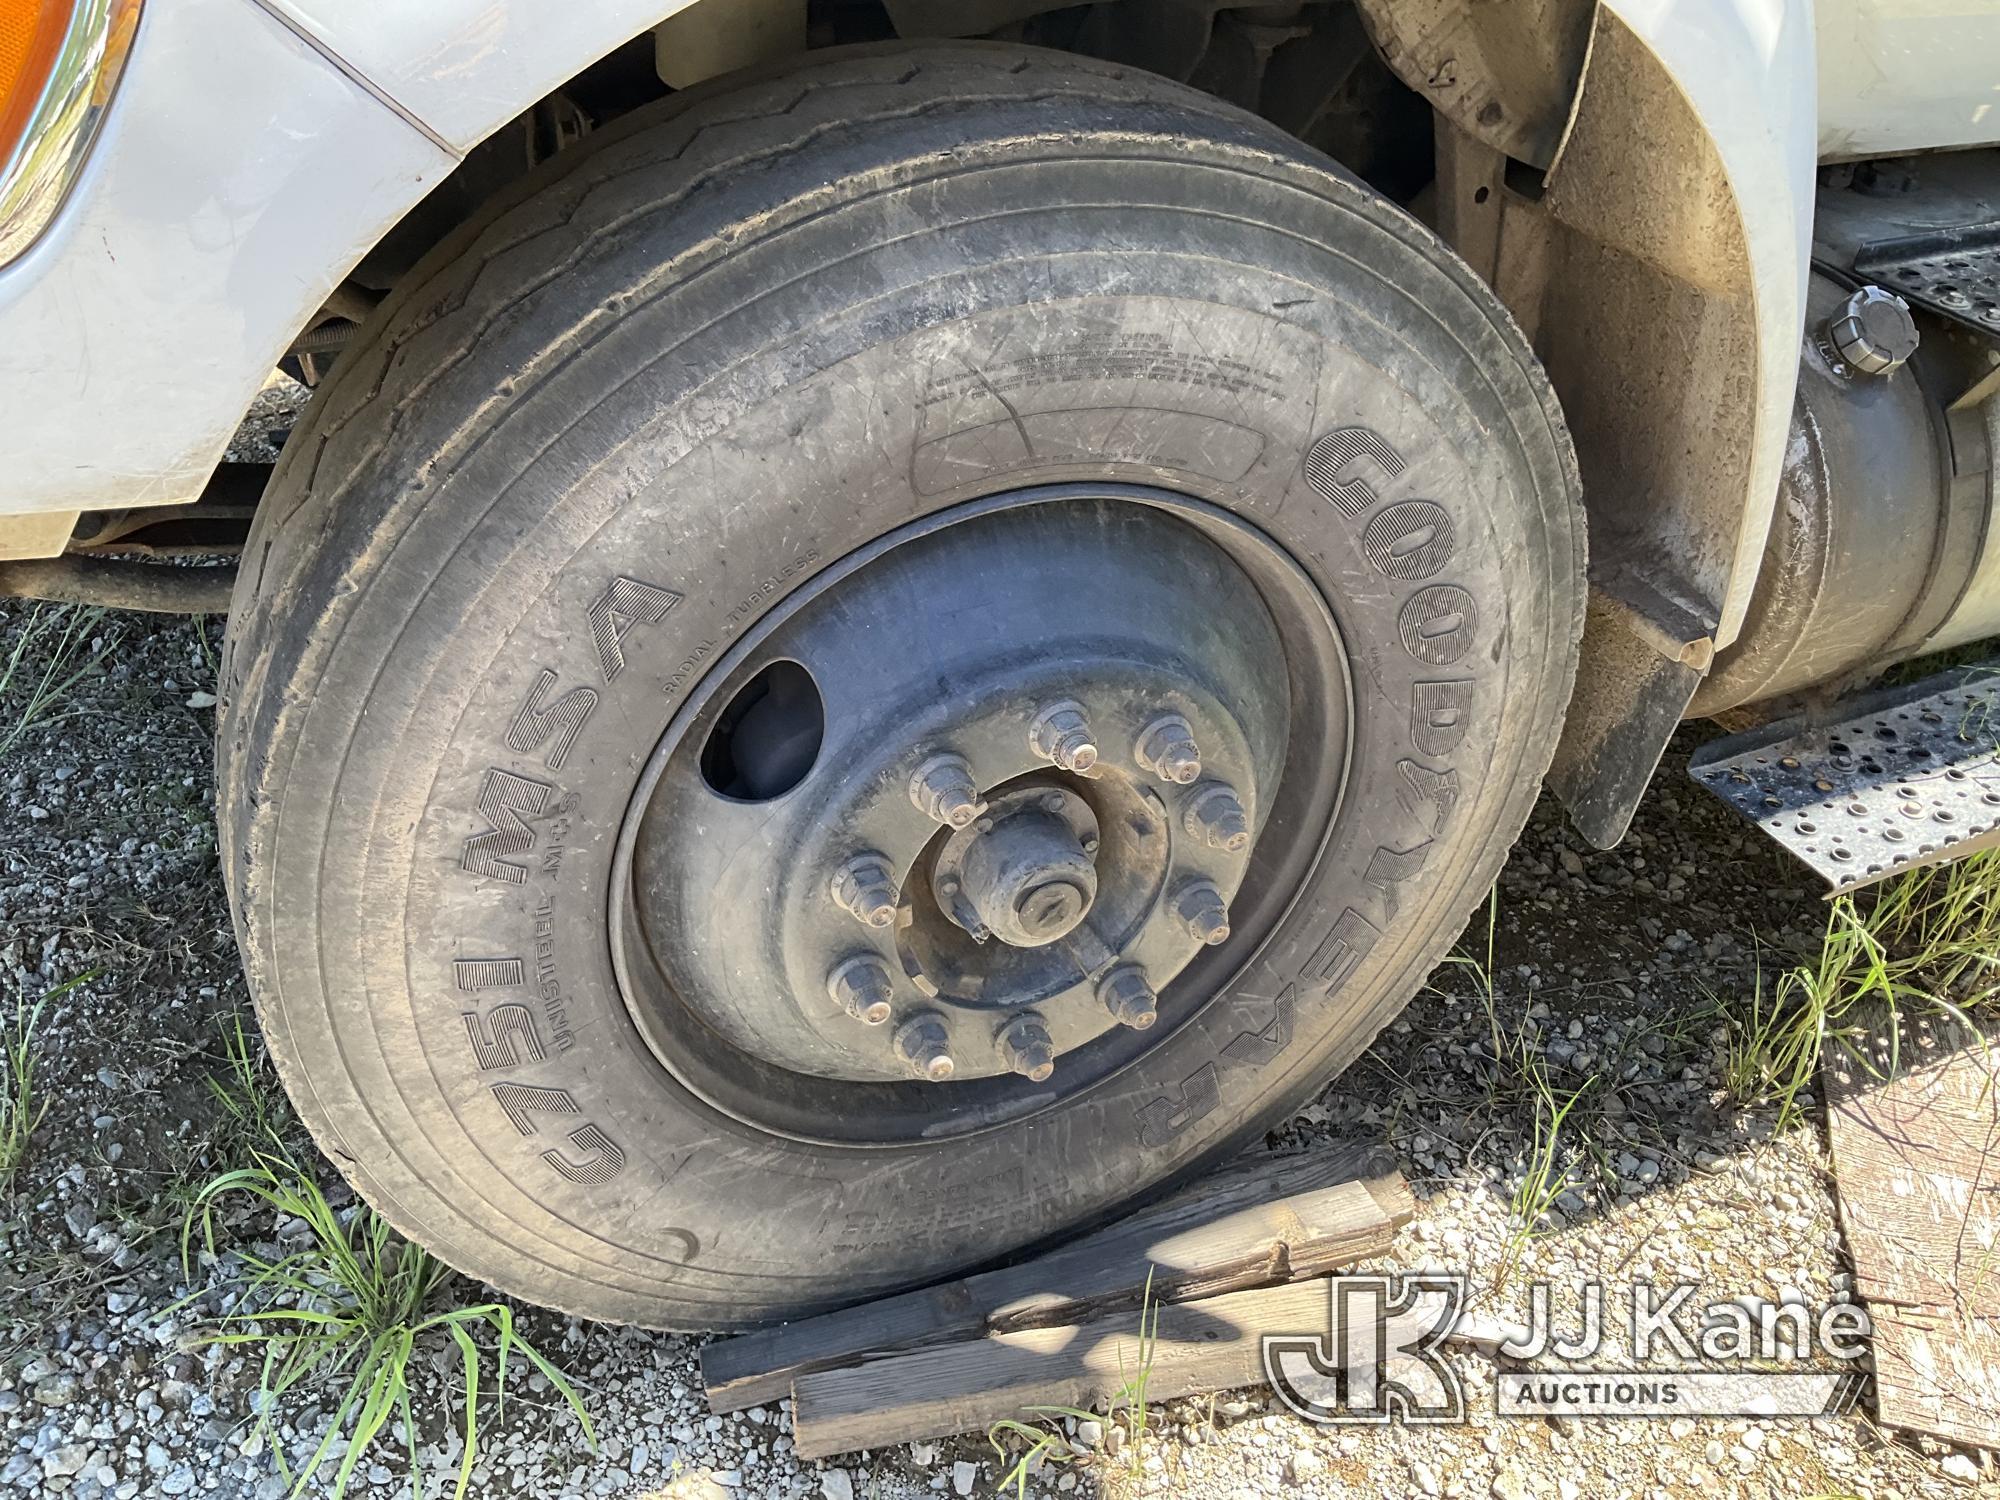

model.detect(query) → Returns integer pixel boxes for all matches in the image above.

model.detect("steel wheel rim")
[607,483,1355,1146]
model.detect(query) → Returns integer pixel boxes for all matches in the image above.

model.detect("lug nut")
[1097,964,1159,1030]
[827,954,895,1025]
[996,1012,1056,1083]
[1173,879,1232,946]
[1135,714,1202,784]
[910,753,985,828]
[893,1010,956,1081]
[1182,780,1250,853]
[1029,701,1099,774]
[830,852,899,929]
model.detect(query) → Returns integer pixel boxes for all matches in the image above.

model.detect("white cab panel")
[257,0,703,152]
[0,0,451,516]
[1817,0,2000,160]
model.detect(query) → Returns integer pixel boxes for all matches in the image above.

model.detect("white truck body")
[0,0,1992,573]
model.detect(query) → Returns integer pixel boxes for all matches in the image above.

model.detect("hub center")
[931,782,1102,949]
[959,804,1097,947]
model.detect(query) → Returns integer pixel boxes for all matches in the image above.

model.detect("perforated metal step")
[1688,667,2000,894]
[1854,222,2000,337]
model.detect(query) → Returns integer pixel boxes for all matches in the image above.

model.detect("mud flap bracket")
[1548,567,1717,849]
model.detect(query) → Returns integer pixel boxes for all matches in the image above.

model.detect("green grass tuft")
[988,1268,1161,1493]
[0,971,97,1192]
[206,1006,289,1148]
[987,1419,1075,1499]
[1439,885,1510,1081]
[179,1149,594,1499]
[1724,850,2000,1125]
[0,602,118,758]
[1498,1062,1591,1290]
[0,996,47,1191]
[1431,886,1606,1286]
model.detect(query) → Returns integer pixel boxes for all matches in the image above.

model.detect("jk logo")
[1261,1274,1467,1425]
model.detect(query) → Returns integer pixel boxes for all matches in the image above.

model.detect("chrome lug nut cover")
[1182,780,1250,853]
[829,851,899,929]
[1172,878,1232,946]
[909,753,986,828]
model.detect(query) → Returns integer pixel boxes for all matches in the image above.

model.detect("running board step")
[1688,666,2000,895]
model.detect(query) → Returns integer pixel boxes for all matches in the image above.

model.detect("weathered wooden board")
[1823,1001,2000,1450]
[790,1276,1336,1458]
[702,1141,1410,1413]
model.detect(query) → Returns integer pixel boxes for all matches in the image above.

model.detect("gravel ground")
[2,596,1997,1500]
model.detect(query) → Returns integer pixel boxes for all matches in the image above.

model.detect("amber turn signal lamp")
[0,0,139,265]
[0,0,72,166]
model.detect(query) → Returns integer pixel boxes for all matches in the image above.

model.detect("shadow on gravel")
[0,602,1855,1499]
[1271,722,1828,1263]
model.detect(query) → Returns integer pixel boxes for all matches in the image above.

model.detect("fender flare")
[1374,0,1814,842]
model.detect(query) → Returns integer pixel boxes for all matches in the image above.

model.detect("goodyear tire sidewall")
[231,93,1578,1327]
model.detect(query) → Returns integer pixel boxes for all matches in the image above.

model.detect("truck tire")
[218,43,1584,1329]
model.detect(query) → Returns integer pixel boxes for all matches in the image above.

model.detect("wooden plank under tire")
[702,1140,1412,1412]
[790,1276,1333,1459]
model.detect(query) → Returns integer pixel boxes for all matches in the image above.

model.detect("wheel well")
[276,2,1434,385]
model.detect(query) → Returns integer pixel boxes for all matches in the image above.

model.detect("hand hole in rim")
[698,658,824,800]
